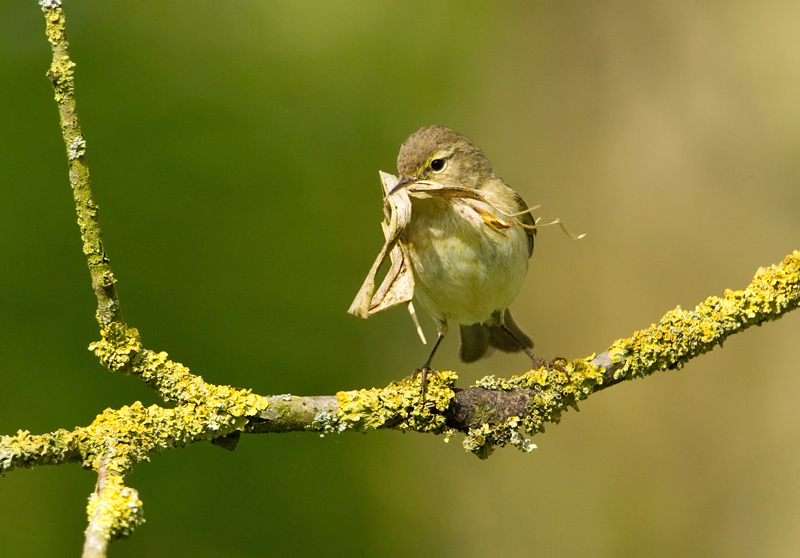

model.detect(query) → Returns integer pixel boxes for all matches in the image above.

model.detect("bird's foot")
[409,366,440,402]
[528,353,570,378]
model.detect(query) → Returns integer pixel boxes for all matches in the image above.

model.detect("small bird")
[392,125,550,389]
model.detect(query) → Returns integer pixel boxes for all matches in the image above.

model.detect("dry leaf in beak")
[348,172,426,343]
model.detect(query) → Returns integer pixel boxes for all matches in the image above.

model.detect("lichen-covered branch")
[330,250,800,457]
[42,0,122,326]
[3,250,798,547]
[7,246,798,471]
[457,249,800,456]
[82,452,143,558]
[0,429,82,473]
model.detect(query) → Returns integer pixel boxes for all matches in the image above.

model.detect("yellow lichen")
[335,371,457,433]
[0,429,80,471]
[85,475,144,541]
[80,398,263,473]
[451,357,609,456]
[43,9,66,45]
[463,415,536,459]
[89,323,142,372]
[606,251,800,382]
[124,348,269,418]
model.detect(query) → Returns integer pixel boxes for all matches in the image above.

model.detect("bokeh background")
[2,1,800,556]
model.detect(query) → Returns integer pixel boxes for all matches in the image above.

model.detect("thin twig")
[41,0,123,326]
[82,450,111,558]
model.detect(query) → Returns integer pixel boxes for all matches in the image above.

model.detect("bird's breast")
[403,197,530,325]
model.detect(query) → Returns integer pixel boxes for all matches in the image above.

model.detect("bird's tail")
[458,309,534,363]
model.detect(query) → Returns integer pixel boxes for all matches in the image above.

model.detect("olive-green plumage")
[394,125,539,366]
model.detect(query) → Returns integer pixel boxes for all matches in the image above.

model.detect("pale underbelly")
[406,214,529,326]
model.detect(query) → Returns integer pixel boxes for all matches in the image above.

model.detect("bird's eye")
[430,158,446,172]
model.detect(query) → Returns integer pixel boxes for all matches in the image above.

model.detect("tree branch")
[6,247,798,470]
[41,0,123,327]
[0,429,81,472]
[82,451,143,558]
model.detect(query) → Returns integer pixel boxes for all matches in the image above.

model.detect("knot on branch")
[89,323,142,372]
[448,359,606,458]
[458,356,619,460]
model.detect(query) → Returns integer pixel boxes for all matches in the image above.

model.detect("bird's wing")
[509,191,536,258]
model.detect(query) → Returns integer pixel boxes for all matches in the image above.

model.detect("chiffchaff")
[391,125,551,389]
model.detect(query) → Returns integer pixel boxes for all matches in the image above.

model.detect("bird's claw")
[530,355,570,377]
[409,366,440,402]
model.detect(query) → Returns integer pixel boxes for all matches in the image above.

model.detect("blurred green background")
[2,1,800,556]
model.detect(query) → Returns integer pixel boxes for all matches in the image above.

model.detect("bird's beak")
[389,177,413,195]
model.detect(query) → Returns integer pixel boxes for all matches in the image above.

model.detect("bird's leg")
[410,327,446,400]
[500,323,568,375]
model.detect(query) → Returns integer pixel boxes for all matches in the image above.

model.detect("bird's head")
[392,125,496,194]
